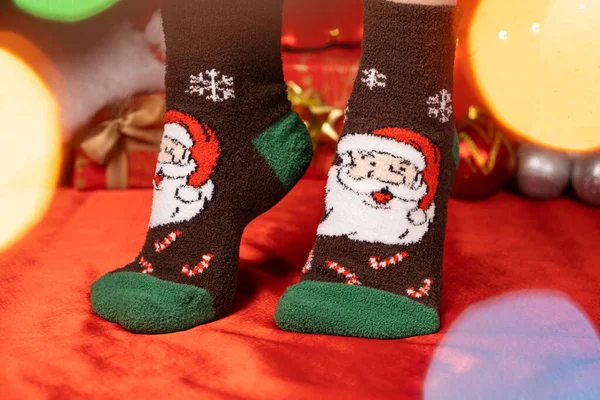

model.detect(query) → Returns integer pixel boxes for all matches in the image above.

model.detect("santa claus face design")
[149,111,221,228]
[317,128,441,245]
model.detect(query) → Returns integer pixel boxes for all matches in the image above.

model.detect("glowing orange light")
[469,0,600,152]
[0,46,61,252]
[281,34,297,47]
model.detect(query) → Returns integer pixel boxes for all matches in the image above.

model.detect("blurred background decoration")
[0,34,61,252]
[13,0,120,22]
[424,291,600,400]
[468,0,600,153]
[453,0,600,204]
[451,107,516,200]
[1,0,599,252]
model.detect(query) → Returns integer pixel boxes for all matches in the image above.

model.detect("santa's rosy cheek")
[158,151,174,164]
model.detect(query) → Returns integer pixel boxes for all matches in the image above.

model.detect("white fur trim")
[164,123,194,148]
[143,11,165,53]
[337,134,426,171]
[51,20,165,139]
[408,208,427,226]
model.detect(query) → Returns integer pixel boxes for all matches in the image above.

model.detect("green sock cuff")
[453,127,460,168]
[252,111,313,189]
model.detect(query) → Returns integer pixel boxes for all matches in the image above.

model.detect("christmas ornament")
[13,0,120,22]
[516,145,571,200]
[451,107,516,200]
[287,81,343,144]
[572,151,600,207]
[287,81,342,178]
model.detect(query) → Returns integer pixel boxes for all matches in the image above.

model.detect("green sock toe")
[275,281,440,339]
[91,272,215,334]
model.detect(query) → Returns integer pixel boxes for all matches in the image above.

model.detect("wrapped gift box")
[72,93,165,190]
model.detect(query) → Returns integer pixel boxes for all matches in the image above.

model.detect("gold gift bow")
[79,93,166,189]
[287,81,342,142]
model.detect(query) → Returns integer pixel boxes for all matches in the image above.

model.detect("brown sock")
[276,0,459,339]
[91,0,312,334]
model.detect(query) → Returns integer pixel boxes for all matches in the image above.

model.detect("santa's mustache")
[335,166,426,203]
[156,160,197,179]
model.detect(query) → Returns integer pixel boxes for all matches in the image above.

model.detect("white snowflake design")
[361,68,387,90]
[186,69,235,103]
[427,89,453,123]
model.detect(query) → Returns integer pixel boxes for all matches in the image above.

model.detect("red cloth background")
[0,179,599,398]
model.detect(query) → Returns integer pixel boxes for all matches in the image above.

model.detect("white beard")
[317,165,435,245]
[148,162,214,228]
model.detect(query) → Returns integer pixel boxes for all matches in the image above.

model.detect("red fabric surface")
[0,179,599,399]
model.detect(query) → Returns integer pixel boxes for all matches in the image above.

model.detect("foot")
[91,0,312,334]
[275,1,459,339]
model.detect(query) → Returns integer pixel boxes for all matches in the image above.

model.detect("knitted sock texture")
[91,0,312,334]
[276,0,459,339]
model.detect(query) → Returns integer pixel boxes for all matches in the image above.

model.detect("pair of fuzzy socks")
[91,0,458,339]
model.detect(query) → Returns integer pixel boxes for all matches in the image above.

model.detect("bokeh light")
[425,291,600,399]
[13,0,119,22]
[469,0,600,152]
[0,48,61,252]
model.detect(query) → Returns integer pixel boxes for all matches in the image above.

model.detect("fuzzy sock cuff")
[346,0,459,134]
[161,0,289,135]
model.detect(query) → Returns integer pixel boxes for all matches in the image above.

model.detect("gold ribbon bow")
[79,93,166,189]
[287,81,343,143]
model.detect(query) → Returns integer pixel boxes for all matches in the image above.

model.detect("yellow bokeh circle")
[469,0,600,152]
[0,48,61,252]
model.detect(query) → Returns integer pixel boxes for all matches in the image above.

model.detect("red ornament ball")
[451,108,516,200]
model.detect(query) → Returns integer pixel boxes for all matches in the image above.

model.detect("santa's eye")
[370,162,376,167]
[389,165,406,174]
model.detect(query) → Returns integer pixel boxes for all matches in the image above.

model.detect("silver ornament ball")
[517,145,572,200]
[572,151,600,207]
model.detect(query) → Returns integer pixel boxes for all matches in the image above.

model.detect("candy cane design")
[369,252,409,270]
[139,257,154,274]
[302,250,314,275]
[181,254,215,277]
[325,260,361,286]
[154,230,183,253]
[407,278,433,299]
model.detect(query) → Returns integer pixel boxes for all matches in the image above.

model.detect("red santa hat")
[163,110,221,188]
[337,127,441,224]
